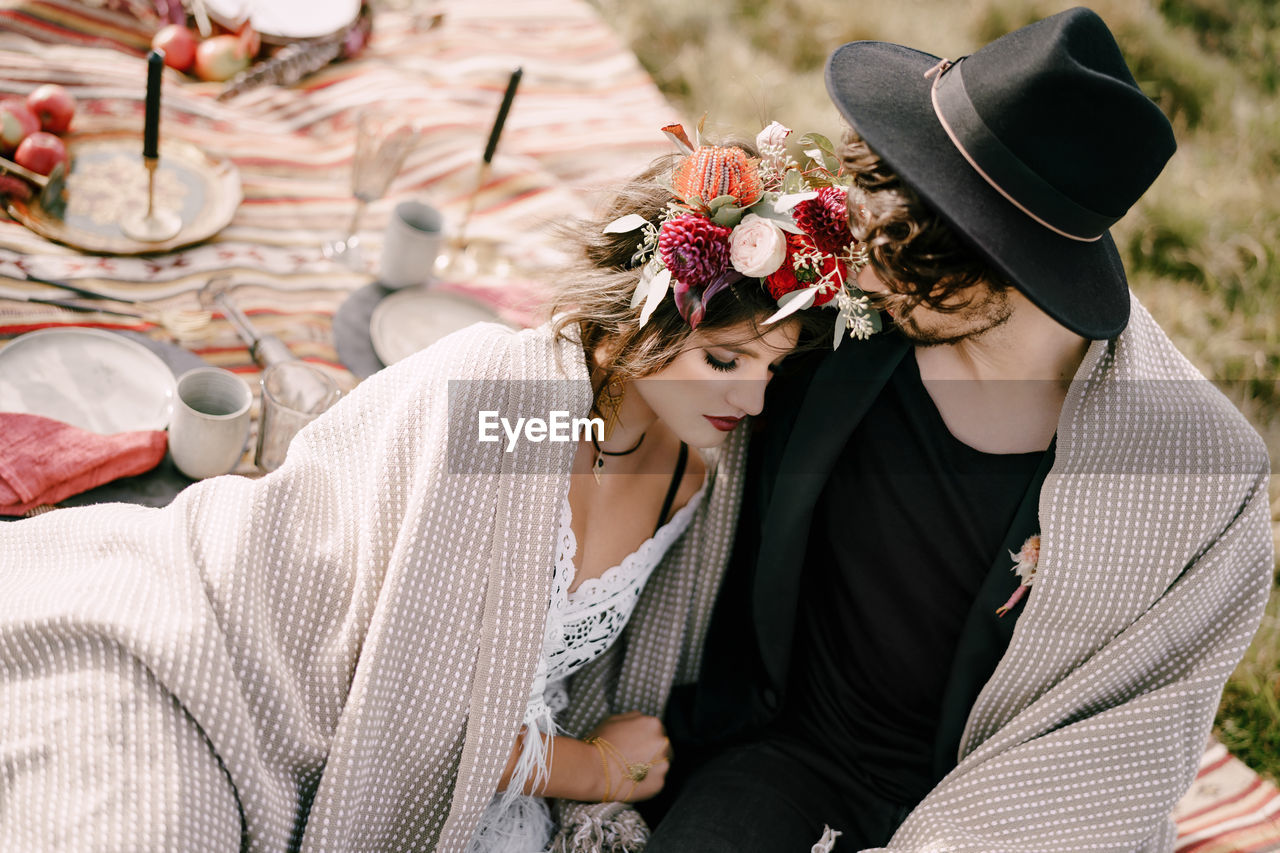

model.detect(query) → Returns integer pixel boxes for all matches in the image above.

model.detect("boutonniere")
[996,534,1040,617]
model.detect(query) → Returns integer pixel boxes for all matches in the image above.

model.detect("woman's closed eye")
[703,351,738,372]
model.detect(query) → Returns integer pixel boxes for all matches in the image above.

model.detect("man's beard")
[890,287,1014,347]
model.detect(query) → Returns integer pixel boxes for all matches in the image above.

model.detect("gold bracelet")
[584,736,613,802]
[585,735,672,802]
[595,736,661,801]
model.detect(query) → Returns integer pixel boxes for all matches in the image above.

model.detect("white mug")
[169,367,252,480]
[379,200,444,289]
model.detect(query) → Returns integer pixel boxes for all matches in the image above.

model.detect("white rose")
[729,214,787,278]
[755,121,792,151]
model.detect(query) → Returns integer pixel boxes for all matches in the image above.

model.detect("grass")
[590,0,1280,782]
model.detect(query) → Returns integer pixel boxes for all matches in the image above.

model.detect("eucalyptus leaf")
[708,194,738,211]
[639,267,672,328]
[834,307,850,350]
[631,263,655,309]
[764,286,819,325]
[710,205,746,228]
[781,169,804,194]
[869,308,883,333]
[604,213,650,234]
[752,204,804,234]
[773,191,818,213]
[798,132,835,156]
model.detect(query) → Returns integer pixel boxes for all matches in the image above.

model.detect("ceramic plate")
[370,288,502,366]
[205,0,360,40]
[0,328,177,433]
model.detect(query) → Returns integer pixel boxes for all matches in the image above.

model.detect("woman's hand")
[496,711,671,803]
[583,711,671,802]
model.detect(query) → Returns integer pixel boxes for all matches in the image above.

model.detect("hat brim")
[826,42,1130,340]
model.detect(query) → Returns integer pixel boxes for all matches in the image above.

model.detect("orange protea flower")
[672,146,764,208]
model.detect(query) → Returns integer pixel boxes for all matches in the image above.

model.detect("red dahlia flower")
[658,214,732,289]
[793,186,854,255]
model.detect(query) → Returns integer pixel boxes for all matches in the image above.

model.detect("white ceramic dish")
[205,0,361,40]
[370,288,503,366]
[0,328,177,434]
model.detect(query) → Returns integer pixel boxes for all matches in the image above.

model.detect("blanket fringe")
[550,802,649,853]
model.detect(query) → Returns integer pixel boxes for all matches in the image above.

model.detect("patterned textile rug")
[0,3,1277,849]
[0,0,676,388]
[1175,740,1280,852]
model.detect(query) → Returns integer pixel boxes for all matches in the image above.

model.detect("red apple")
[0,100,39,153]
[194,35,251,82]
[152,24,197,73]
[25,84,75,134]
[14,132,68,177]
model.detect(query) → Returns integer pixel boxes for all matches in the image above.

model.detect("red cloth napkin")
[0,412,167,515]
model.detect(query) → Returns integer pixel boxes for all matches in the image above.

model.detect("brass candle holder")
[120,154,181,242]
[121,49,181,243]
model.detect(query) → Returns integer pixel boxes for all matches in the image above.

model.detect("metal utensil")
[196,277,338,413]
[0,156,67,217]
[197,275,295,368]
[4,291,145,319]
[23,273,151,303]
[20,274,211,339]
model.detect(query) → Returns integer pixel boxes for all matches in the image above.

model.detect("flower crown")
[605,121,880,348]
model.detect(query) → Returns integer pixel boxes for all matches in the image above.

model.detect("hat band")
[929,59,1113,242]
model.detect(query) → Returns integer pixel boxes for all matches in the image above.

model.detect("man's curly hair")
[841,128,1010,313]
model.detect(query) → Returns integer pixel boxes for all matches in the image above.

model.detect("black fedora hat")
[825,6,1176,339]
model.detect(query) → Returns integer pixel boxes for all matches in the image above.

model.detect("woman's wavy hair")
[840,127,1010,312]
[548,145,832,414]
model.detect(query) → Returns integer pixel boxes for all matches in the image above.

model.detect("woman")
[0,122,874,853]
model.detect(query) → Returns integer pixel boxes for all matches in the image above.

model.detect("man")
[644,8,1274,852]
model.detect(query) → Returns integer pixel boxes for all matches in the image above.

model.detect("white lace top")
[467,482,706,853]
[543,484,705,688]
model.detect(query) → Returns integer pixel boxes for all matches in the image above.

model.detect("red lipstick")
[704,415,742,432]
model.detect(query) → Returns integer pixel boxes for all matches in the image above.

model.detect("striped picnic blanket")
[1175,740,1280,853]
[0,3,1276,851]
[0,0,677,383]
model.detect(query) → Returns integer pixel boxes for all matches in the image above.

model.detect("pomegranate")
[14,131,69,177]
[152,24,198,73]
[25,84,75,134]
[194,35,250,82]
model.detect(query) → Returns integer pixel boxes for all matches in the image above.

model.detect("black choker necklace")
[591,433,645,483]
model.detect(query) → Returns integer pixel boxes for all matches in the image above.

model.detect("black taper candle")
[143,49,163,159]
[482,66,522,165]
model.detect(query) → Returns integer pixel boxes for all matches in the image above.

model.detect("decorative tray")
[5,131,241,255]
